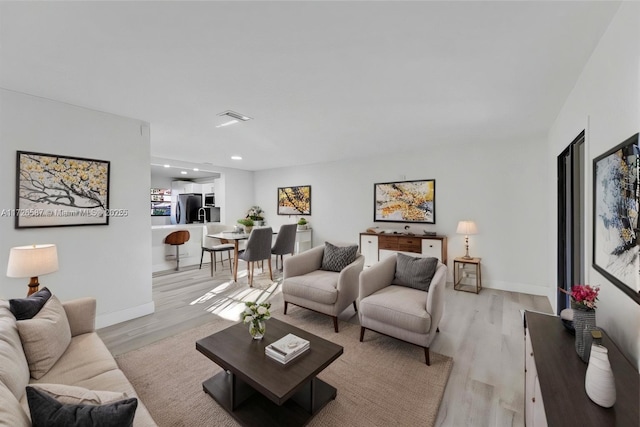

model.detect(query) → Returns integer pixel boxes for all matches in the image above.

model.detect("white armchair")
[282,243,364,332]
[358,254,447,365]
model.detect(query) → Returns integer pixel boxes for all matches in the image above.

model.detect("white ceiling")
[0,1,621,171]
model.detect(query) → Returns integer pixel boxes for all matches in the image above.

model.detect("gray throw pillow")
[392,253,438,291]
[26,386,137,427]
[321,242,358,272]
[9,287,52,320]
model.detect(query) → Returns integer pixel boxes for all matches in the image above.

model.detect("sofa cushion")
[9,287,52,320]
[31,332,118,386]
[321,242,358,272]
[0,382,30,427]
[29,383,127,406]
[0,301,31,401]
[282,270,339,305]
[392,254,438,292]
[26,386,137,427]
[359,285,431,334]
[17,295,72,379]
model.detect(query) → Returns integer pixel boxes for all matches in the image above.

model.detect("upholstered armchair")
[282,242,364,332]
[358,254,447,365]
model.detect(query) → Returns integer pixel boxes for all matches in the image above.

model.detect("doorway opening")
[557,131,585,313]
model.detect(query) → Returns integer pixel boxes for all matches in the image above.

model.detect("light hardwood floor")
[98,262,552,427]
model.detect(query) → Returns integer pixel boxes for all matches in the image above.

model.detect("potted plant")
[297,217,308,230]
[246,206,265,226]
[237,218,254,233]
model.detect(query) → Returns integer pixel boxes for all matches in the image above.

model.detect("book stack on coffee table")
[265,333,310,364]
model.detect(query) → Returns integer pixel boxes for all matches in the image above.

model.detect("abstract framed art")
[15,151,111,228]
[374,179,436,224]
[277,185,311,215]
[592,133,640,304]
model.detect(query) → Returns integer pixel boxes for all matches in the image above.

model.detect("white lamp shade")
[6,244,58,278]
[456,221,478,235]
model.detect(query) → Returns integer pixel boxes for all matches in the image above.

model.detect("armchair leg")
[284,301,288,315]
[268,258,273,281]
[249,262,254,287]
[437,327,440,333]
[359,326,365,342]
[424,347,430,366]
[199,248,205,269]
[210,252,214,276]
[352,301,357,312]
[332,316,339,333]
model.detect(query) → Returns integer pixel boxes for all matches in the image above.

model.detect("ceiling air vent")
[217,110,252,121]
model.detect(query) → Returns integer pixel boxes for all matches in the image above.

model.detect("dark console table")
[524,311,639,426]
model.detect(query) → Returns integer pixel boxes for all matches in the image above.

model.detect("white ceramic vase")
[585,344,616,408]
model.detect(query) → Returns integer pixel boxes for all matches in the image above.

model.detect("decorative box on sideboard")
[359,232,447,267]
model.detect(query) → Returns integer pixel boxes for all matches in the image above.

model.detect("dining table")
[208,230,276,282]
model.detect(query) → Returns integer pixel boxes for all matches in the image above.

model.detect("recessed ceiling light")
[231,156,242,160]
[193,168,199,171]
[164,164,170,168]
[180,171,188,175]
[216,119,239,128]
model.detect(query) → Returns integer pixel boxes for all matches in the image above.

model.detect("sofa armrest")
[62,297,96,336]
[359,255,396,301]
[283,245,324,279]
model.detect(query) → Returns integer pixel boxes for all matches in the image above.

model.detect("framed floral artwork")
[15,151,111,228]
[277,185,311,215]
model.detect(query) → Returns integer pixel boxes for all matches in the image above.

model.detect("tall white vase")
[585,344,616,408]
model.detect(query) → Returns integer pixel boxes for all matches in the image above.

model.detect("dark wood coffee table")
[196,318,343,426]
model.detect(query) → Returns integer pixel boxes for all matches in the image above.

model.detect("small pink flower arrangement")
[560,285,600,310]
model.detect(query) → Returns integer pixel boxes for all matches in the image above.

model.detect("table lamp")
[6,244,58,296]
[456,221,478,259]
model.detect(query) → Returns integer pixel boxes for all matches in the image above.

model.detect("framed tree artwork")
[592,133,639,304]
[15,151,111,228]
[277,185,311,215]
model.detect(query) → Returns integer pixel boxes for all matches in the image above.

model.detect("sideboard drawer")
[378,236,399,250]
[398,238,421,253]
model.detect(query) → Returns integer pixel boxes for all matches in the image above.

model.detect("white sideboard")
[359,232,447,267]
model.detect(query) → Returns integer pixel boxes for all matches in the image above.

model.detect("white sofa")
[0,296,156,426]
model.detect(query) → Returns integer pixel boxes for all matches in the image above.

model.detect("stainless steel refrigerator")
[174,193,202,224]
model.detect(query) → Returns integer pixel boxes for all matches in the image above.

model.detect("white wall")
[0,89,154,328]
[254,136,550,295]
[548,2,640,368]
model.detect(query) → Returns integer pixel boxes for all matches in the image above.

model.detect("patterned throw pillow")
[321,242,358,272]
[9,287,52,320]
[26,386,137,427]
[392,253,438,292]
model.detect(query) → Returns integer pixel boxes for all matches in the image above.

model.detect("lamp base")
[27,277,40,296]
[461,255,473,260]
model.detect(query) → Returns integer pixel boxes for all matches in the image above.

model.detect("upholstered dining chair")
[237,227,273,286]
[358,253,447,365]
[199,225,235,275]
[282,242,364,332]
[271,223,298,270]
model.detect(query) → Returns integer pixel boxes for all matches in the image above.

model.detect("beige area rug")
[116,295,453,427]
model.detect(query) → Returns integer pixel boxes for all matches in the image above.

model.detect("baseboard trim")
[481,280,551,297]
[96,301,155,329]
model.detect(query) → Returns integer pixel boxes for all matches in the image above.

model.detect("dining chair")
[199,225,235,275]
[271,223,298,270]
[237,227,273,286]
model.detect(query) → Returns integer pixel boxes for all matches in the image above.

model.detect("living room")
[0,1,638,426]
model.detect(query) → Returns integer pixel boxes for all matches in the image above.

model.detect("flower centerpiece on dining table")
[246,206,265,226]
[241,301,271,340]
[560,284,600,361]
